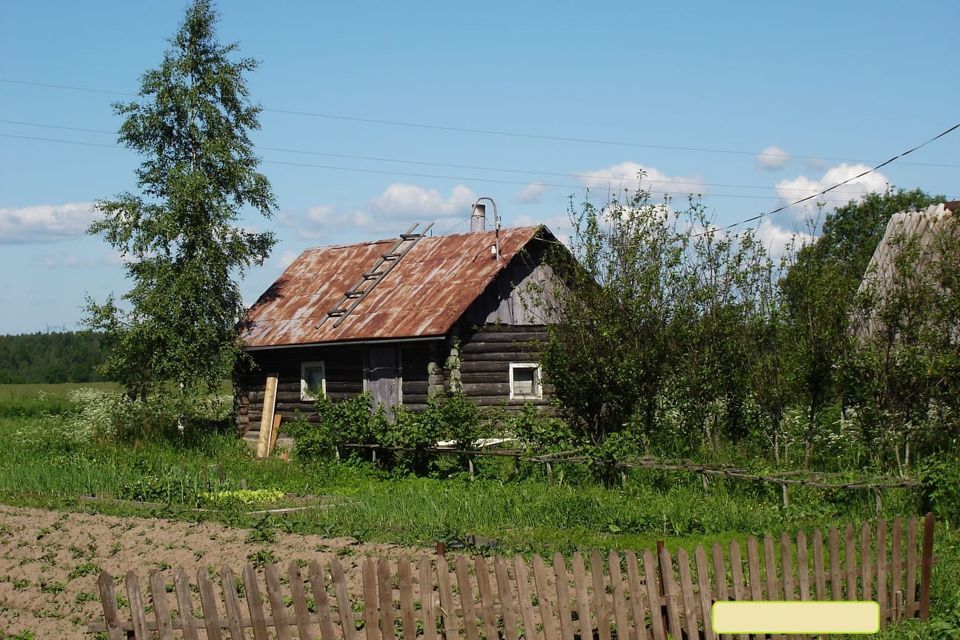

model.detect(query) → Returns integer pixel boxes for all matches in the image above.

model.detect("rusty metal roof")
[241,226,545,348]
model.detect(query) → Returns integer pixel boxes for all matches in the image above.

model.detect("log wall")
[457,323,552,411]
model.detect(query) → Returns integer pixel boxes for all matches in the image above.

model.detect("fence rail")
[91,514,935,640]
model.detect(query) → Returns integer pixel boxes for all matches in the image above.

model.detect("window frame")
[509,362,542,400]
[300,361,327,401]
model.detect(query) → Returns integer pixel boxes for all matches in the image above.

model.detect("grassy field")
[0,383,957,638]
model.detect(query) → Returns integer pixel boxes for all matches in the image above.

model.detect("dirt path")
[0,504,425,639]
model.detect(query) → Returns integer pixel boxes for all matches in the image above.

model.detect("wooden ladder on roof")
[317,222,434,328]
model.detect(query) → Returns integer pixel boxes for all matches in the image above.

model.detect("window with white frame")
[300,361,326,401]
[509,362,542,400]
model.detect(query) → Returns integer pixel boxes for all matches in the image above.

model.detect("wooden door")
[365,346,401,408]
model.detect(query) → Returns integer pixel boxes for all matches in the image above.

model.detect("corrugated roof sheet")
[241,226,544,347]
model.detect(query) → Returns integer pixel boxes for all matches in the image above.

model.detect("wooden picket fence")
[91,514,935,640]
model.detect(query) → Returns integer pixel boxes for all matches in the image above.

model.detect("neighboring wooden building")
[235,215,567,438]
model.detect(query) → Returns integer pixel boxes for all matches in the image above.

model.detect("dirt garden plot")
[0,505,423,639]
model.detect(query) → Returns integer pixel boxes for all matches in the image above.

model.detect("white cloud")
[368,184,476,218]
[775,163,889,219]
[755,145,791,171]
[0,202,97,244]
[305,206,334,224]
[278,251,299,268]
[755,220,813,258]
[516,182,547,204]
[575,162,705,196]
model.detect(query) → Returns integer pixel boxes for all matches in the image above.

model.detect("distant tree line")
[0,332,109,383]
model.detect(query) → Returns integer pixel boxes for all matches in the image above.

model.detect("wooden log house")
[235,208,568,438]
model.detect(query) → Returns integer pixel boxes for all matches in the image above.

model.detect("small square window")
[510,363,542,400]
[300,361,326,401]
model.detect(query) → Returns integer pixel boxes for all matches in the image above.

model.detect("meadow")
[0,383,957,639]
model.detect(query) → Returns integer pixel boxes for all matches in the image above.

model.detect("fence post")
[919,513,935,621]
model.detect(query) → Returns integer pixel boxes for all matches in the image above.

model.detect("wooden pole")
[255,374,279,459]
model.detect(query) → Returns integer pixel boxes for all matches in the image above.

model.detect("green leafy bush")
[508,404,576,454]
[919,456,960,523]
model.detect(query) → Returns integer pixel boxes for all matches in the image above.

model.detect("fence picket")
[920,513,935,621]
[361,557,379,640]
[589,550,613,640]
[728,541,748,640]
[796,531,810,602]
[906,517,918,616]
[624,551,651,640]
[608,551,632,640]
[219,566,245,640]
[514,555,540,640]
[860,523,873,603]
[553,553,576,640]
[289,562,318,640]
[676,549,699,640]
[495,556,521,640]
[377,557,396,640]
[844,524,857,601]
[475,556,500,640]
[571,553,594,640]
[781,533,795,602]
[197,567,224,640]
[125,571,150,640]
[96,572,125,640]
[657,547,682,640]
[694,546,714,640]
[828,527,842,600]
[148,570,174,640]
[876,521,888,627]
[455,556,480,640]
[642,550,667,640]
[746,537,762,602]
[244,563,271,640]
[419,556,438,640]
[891,519,903,622]
[265,564,293,640]
[533,555,560,640]
[330,558,358,640]
[436,557,461,640]
[763,535,779,603]
[398,557,416,640]
[308,560,337,640]
[175,567,202,640]
[811,529,826,601]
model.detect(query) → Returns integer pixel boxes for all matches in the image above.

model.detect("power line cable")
[2,77,958,169]
[694,121,960,237]
[0,118,916,198]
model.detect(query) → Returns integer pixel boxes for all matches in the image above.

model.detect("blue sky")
[1,1,957,334]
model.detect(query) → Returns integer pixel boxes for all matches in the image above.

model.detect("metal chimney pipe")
[470,203,486,232]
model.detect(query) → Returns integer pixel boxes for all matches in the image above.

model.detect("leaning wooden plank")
[197,568,224,640]
[265,563,294,640]
[746,537,762,602]
[891,519,903,623]
[642,550,667,640]
[148,570,174,640]
[125,571,150,640]
[828,527,842,601]
[398,557,417,640]
[513,556,539,640]
[377,557,396,640]
[624,551,651,640]
[905,517,918,616]
[244,563,271,640]
[860,523,873,603]
[494,556,520,640]
[728,541,747,640]
[290,562,319,640]
[436,557,462,640]
[455,556,481,640]
[533,555,559,640]
[694,546,714,640]
[876,521,888,627]
[811,529,826,601]
[362,557,380,640]
[589,550,613,640]
[220,566,246,640]
[474,556,500,640]
[607,551,632,640]
[269,412,282,455]
[418,557,438,640]
[657,546,682,640]
[256,373,279,458]
[174,568,202,640]
[796,531,810,602]
[553,553,576,640]
[844,524,857,601]
[307,560,336,640]
[330,558,358,640]
[919,513,935,621]
[676,548,699,640]
[97,571,126,640]
[571,553,594,640]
